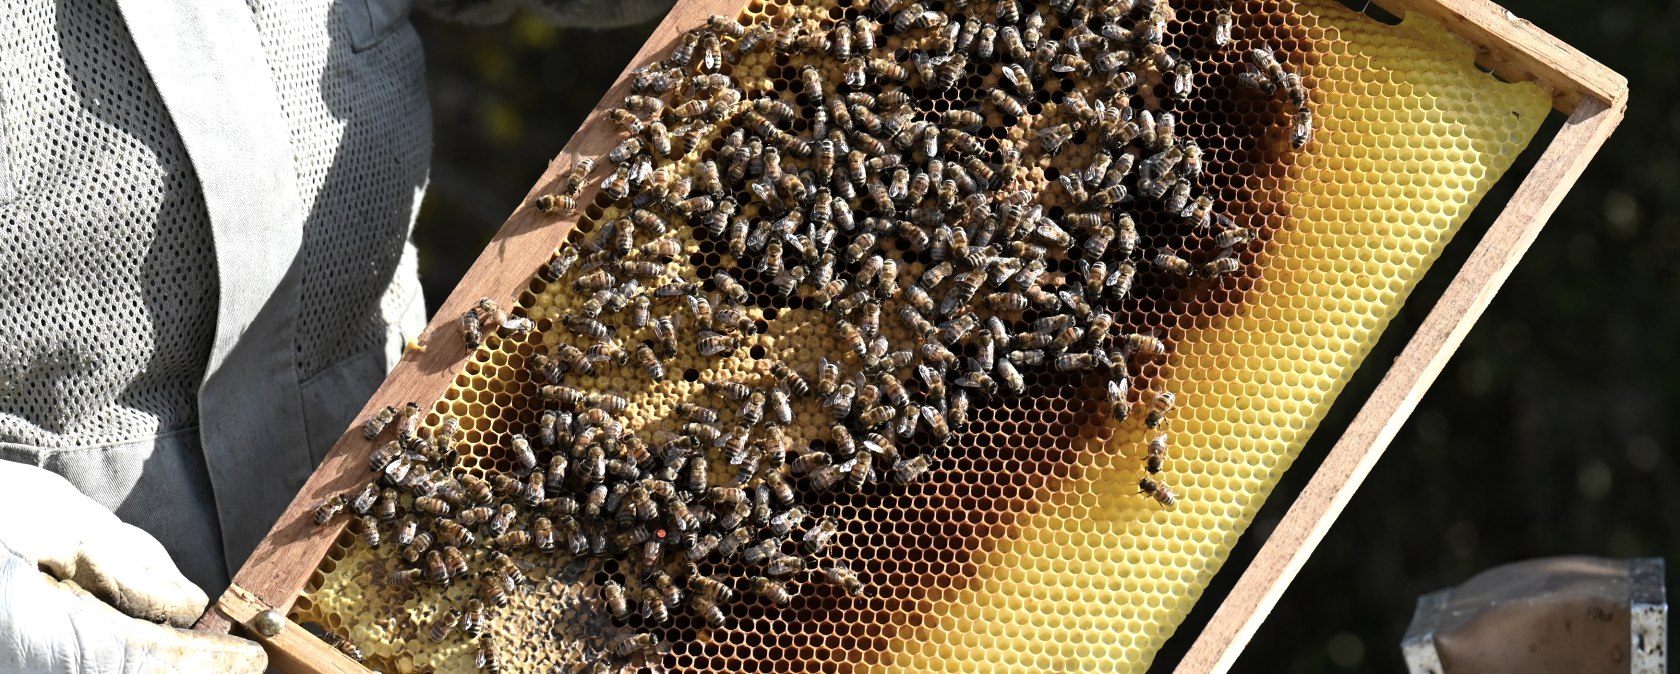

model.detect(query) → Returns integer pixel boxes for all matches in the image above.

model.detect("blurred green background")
[410,1,1678,670]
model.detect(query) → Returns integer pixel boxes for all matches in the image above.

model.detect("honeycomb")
[288,0,1549,671]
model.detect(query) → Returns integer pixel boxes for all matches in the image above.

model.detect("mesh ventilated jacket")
[0,0,670,593]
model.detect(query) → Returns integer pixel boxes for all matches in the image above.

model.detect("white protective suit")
[0,0,669,668]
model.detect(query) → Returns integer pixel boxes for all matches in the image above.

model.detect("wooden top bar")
[1371,0,1626,112]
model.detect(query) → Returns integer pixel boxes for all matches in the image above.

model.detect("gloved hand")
[0,461,268,674]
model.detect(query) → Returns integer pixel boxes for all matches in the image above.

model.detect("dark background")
[409,0,1678,670]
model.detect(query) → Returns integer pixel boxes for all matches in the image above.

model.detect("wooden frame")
[196,1,1627,672]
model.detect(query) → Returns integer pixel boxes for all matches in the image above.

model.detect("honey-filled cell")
[288,0,1548,672]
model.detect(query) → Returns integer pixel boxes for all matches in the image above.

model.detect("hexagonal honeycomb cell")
[288,0,1549,671]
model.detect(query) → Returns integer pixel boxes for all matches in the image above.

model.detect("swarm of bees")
[328,0,1310,668]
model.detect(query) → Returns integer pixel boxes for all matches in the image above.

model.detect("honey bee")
[589,391,630,415]
[845,452,873,491]
[1292,107,1314,149]
[670,30,701,66]
[581,480,608,517]
[676,401,720,426]
[772,15,806,53]
[321,632,364,662]
[453,507,490,527]
[457,308,486,350]
[534,192,577,216]
[477,635,502,673]
[502,434,535,476]
[612,633,659,658]
[494,527,531,549]
[684,454,712,492]
[855,404,894,426]
[427,610,460,643]
[1206,1,1234,46]
[1146,433,1169,474]
[389,568,423,587]
[815,565,870,602]
[1145,387,1179,429]
[633,342,666,381]
[682,561,735,598]
[422,549,450,584]
[699,32,724,72]
[392,515,418,548]
[462,598,486,636]
[609,108,644,135]
[1149,249,1193,278]
[717,528,754,560]
[865,57,911,85]
[561,314,611,341]
[1239,57,1280,96]
[357,514,381,548]
[361,404,398,440]
[1139,477,1179,507]
[346,482,378,516]
[790,445,832,476]
[668,497,701,533]
[690,594,727,628]
[1050,351,1095,372]
[1210,224,1256,250]
[528,516,554,553]
[639,586,669,624]
[803,517,841,553]
[559,158,593,196]
[313,494,346,525]
[544,492,578,517]
[402,532,433,564]
[591,579,629,622]
[585,340,628,367]
[769,506,807,537]
[995,355,1028,393]
[580,445,608,485]
[1203,252,1241,278]
[436,518,475,548]
[1117,336,1164,365]
[683,421,723,448]
[384,401,418,443]
[707,270,747,304]
[809,464,846,492]
[485,551,524,588]
[750,576,793,605]
[736,20,773,56]
[488,503,518,537]
[885,452,931,484]
[600,163,632,201]
[685,532,721,561]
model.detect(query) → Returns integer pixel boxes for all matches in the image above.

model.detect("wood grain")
[1370,0,1627,112]
[216,584,371,674]
[1170,94,1626,674]
[195,0,745,634]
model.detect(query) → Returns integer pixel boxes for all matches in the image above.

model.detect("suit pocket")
[349,0,414,53]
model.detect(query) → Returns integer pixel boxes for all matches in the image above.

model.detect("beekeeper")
[0,0,670,671]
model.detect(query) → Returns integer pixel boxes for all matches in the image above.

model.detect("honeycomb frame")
[197,0,1626,672]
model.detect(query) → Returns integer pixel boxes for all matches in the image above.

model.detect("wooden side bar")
[217,583,370,674]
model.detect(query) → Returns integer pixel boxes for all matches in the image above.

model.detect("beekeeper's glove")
[0,461,267,674]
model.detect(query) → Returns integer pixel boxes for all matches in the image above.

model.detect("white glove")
[0,461,268,674]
